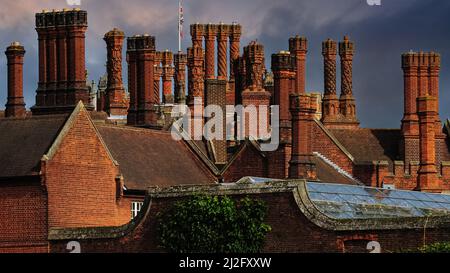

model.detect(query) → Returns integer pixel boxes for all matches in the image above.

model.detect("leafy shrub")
[157,195,271,253]
[418,242,450,253]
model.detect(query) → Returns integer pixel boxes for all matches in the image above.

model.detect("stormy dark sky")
[0,0,449,128]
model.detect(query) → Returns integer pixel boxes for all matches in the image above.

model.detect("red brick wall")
[222,144,267,182]
[311,123,353,174]
[117,195,145,222]
[49,192,450,253]
[0,179,48,253]
[267,145,290,179]
[44,109,124,228]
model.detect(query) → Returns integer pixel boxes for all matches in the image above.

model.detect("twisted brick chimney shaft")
[321,39,339,124]
[104,28,127,116]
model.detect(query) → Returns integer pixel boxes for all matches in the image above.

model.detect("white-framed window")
[131,201,144,219]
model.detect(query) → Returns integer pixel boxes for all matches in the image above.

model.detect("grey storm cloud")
[0,0,449,128]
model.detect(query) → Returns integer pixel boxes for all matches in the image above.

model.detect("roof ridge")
[96,124,172,135]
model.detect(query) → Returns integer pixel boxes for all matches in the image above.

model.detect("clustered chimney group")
[401,52,443,191]
[1,9,444,191]
[321,36,359,128]
[32,9,90,115]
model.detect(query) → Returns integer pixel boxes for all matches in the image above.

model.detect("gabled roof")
[312,156,359,185]
[329,128,401,165]
[96,125,217,190]
[0,114,69,178]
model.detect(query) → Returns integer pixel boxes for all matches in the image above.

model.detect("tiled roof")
[329,128,401,165]
[0,115,69,178]
[313,156,360,185]
[96,125,216,190]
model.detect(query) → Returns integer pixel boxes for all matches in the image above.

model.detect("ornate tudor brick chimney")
[321,39,340,126]
[126,35,157,126]
[32,9,91,115]
[416,96,439,192]
[5,42,26,118]
[187,46,205,107]
[241,42,271,139]
[401,51,443,186]
[338,36,359,128]
[289,36,307,94]
[161,50,175,104]
[401,52,443,168]
[229,23,242,104]
[104,28,128,116]
[190,23,204,49]
[289,93,317,180]
[204,24,218,80]
[187,45,205,140]
[401,52,420,166]
[174,52,187,104]
[217,24,230,81]
[272,51,295,144]
[154,51,163,104]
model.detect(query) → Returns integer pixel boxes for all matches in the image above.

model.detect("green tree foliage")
[157,195,272,253]
[418,242,450,253]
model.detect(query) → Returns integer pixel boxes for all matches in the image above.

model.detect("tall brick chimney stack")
[289,36,308,94]
[416,96,439,192]
[32,9,91,115]
[137,35,156,126]
[289,93,317,180]
[174,52,187,104]
[229,23,242,81]
[321,39,340,126]
[161,50,174,104]
[187,46,205,140]
[154,52,163,104]
[35,11,48,108]
[229,23,242,104]
[241,42,271,139]
[243,42,265,91]
[5,42,26,118]
[338,36,359,127]
[187,46,205,107]
[401,51,443,175]
[56,10,68,106]
[126,35,157,126]
[217,24,230,81]
[126,36,138,124]
[46,11,57,107]
[66,9,89,107]
[104,28,128,116]
[204,24,218,80]
[272,51,295,144]
[427,53,442,134]
[205,79,228,165]
[401,52,420,166]
[190,23,205,49]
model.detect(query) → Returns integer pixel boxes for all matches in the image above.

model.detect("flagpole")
[178,0,182,52]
